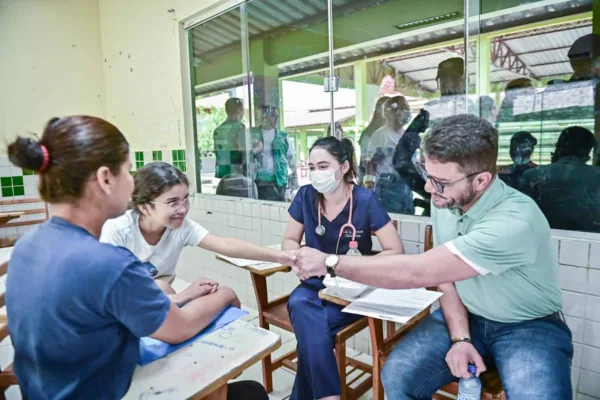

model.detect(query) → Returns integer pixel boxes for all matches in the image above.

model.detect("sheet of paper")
[216,242,304,269]
[216,243,283,268]
[343,288,442,324]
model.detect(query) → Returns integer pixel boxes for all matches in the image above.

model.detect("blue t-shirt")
[289,185,391,255]
[7,217,171,399]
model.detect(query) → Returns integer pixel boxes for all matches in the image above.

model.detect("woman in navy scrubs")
[282,136,404,400]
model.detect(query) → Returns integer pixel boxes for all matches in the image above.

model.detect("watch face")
[325,255,338,267]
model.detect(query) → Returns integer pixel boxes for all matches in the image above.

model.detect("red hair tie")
[39,145,50,173]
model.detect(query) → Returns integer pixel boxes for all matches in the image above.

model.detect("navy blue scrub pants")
[287,278,363,400]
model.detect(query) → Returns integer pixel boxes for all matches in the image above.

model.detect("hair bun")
[7,137,45,171]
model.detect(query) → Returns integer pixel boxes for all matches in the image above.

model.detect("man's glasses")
[412,156,481,194]
[151,195,190,209]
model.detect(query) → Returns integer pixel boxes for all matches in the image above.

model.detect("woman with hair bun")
[4,116,263,400]
[281,136,404,400]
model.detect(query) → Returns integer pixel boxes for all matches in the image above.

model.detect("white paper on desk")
[216,243,283,268]
[342,288,442,324]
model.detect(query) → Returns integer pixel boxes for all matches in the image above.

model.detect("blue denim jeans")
[381,309,573,400]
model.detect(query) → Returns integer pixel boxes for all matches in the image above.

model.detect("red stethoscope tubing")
[317,186,357,242]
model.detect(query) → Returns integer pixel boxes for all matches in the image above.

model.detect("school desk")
[124,318,281,400]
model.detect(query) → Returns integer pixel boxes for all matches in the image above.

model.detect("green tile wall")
[22,169,36,176]
[172,149,186,172]
[152,151,162,161]
[135,152,144,169]
[1,176,24,197]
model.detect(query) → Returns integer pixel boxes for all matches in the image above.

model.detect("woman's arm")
[199,233,296,266]
[282,217,304,251]
[374,221,404,256]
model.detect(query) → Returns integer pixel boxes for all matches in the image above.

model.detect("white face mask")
[310,165,342,194]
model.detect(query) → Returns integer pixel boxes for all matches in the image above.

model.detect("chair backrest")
[424,224,433,252]
[423,225,438,291]
[0,198,49,247]
[0,261,8,331]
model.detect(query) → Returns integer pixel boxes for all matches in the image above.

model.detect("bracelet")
[451,337,472,345]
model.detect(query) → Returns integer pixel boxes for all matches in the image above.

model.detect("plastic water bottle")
[346,241,361,256]
[457,365,481,400]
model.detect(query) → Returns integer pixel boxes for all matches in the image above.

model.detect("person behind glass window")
[251,105,294,202]
[424,57,475,127]
[327,122,344,138]
[216,152,258,199]
[364,96,415,214]
[213,98,248,180]
[520,126,599,232]
[496,78,538,123]
[359,97,389,183]
[498,131,538,189]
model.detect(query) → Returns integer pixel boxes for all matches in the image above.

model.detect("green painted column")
[476,36,492,97]
[354,60,369,127]
[250,39,280,123]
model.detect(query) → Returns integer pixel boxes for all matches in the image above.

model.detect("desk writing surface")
[124,319,281,400]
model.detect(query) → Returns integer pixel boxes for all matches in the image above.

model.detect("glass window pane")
[477,0,598,233]
[330,0,468,217]
[190,7,254,198]
[246,0,331,201]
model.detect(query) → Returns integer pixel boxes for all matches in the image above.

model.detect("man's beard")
[433,183,477,210]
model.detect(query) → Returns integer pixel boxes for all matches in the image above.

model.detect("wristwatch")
[325,255,340,277]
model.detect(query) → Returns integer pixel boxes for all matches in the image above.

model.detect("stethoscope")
[316,186,357,253]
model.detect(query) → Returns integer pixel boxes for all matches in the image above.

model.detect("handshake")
[277,247,329,280]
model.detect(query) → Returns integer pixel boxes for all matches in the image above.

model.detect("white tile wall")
[579,370,600,398]
[559,239,590,268]
[560,266,589,292]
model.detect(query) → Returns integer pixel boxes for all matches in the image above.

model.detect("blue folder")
[138,306,249,366]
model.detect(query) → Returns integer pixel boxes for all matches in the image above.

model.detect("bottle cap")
[349,241,358,248]
[467,364,477,376]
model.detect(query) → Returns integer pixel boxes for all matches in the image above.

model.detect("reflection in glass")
[187,0,597,233]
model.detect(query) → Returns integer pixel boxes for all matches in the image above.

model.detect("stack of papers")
[343,288,442,324]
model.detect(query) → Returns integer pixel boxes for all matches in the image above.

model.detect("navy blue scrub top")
[289,184,391,256]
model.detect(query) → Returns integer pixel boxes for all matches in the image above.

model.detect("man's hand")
[295,247,327,280]
[445,342,487,378]
[278,250,298,266]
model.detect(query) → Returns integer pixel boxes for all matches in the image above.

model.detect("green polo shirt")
[432,178,562,323]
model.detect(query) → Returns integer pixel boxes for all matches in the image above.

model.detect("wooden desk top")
[318,288,360,307]
[0,212,24,226]
[215,255,291,277]
[124,319,281,400]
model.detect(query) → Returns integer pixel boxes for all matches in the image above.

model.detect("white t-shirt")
[365,126,403,175]
[260,129,276,173]
[100,210,209,277]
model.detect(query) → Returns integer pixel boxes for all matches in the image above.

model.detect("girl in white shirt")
[101,162,295,299]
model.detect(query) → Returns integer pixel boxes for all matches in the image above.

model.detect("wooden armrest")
[245,265,291,277]
[318,289,352,307]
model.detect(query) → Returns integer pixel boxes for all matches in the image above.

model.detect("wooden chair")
[249,267,372,400]
[423,225,506,400]
[0,261,18,400]
[248,220,400,400]
[0,198,49,246]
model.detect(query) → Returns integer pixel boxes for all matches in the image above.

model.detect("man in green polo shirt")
[213,98,251,179]
[292,114,572,399]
